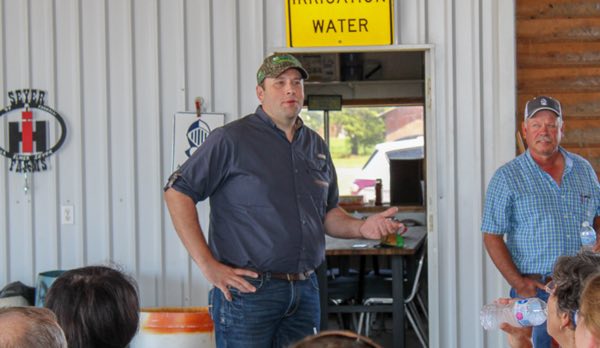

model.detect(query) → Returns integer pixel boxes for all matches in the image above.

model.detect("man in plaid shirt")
[482,96,600,348]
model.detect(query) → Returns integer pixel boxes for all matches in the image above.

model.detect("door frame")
[272,44,440,344]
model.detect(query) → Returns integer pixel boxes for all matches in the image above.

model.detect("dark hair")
[0,306,67,348]
[44,265,140,348]
[290,330,382,348]
[552,251,600,326]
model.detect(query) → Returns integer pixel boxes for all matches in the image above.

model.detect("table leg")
[316,261,329,331]
[392,255,405,348]
[357,255,366,302]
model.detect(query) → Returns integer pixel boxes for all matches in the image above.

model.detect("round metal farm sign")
[0,89,67,172]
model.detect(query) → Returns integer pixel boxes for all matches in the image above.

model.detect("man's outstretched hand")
[359,207,407,239]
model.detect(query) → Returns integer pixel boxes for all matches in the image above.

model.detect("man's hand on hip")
[202,259,259,301]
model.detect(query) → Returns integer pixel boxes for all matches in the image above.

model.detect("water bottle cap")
[582,221,590,227]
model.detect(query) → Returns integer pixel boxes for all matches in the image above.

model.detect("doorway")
[273,46,437,346]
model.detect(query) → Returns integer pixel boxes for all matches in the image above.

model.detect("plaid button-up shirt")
[482,148,600,274]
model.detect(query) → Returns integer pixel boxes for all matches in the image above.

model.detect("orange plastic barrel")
[129,307,215,347]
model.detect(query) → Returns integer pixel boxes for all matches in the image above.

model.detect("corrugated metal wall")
[0,1,517,347]
[0,0,265,309]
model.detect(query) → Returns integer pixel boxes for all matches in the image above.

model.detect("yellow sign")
[285,0,394,47]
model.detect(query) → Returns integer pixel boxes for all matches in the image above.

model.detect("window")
[301,105,424,205]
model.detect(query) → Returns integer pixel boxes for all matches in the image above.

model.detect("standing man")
[482,95,600,347]
[164,53,405,348]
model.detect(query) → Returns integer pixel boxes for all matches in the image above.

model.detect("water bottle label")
[582,234,596,246]
[580,222,596,247]
[513,299,543,327]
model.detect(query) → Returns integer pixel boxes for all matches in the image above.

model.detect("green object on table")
[395,235,404,247]
[380,234,405,247]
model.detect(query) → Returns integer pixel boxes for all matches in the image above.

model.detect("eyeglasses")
[545,280,556,295]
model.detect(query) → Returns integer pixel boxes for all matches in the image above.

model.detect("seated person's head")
[0,306,67,348]
[44,265,140,348]
[576,273,600,347]
[290,330,382,348]
[546,251,600,346]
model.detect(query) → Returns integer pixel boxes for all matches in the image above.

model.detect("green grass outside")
[329,137,374,168]
[333,155,369,167]
[329,138,372,195]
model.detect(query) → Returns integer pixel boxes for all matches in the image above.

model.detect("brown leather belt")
[268,270,314,281]
[523,274,552,283]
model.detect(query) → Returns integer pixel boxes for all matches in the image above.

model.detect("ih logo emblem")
[0,89,67,172]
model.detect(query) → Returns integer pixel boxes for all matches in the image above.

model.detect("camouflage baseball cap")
[256,53,309,85]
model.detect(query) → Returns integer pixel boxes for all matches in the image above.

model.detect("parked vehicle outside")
[351,135,424,204]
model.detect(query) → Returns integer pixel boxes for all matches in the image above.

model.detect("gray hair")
[524,113,564,128]
[552,251,600,315]
[0,306,67,348]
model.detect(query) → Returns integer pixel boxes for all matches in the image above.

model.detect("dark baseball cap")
[256,53,309,85]
[524,96,562,120]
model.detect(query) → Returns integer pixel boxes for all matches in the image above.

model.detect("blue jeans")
[209,272,321,348]
[510,287,551,348]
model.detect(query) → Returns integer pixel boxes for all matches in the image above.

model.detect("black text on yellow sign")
[285,0,394,47]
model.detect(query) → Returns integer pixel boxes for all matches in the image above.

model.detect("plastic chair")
[356,240,428,348]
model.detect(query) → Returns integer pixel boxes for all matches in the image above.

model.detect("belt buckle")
[287,273,292,281]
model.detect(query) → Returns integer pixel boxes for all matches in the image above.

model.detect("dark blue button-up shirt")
[169,106,339,273]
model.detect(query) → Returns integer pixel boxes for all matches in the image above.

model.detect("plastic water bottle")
[580,221,596,251]
[480,298,547,330]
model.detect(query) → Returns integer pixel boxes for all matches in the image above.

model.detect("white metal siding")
[0,0,516,347]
